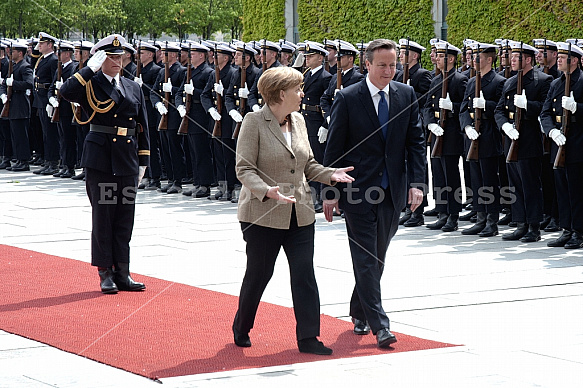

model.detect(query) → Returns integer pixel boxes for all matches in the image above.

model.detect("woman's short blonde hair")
[257,66,303,106]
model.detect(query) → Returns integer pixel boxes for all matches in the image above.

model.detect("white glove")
[0,94,7,104]
[0,77,3,85]
[177,105,186,118]
[334,86,342,96]
[406,79,411,86]
[55,80,63,90]
[318,126,328,143]
[439,93,453,111]
[72,102,80,108]
[473,91,486,109]
[292,52,305,68]
[155,102,168,115]
[238,83,249,98]
[214,80,224,96]
[502,122,519,140]
[208,107,222,121]
[549,128,566,146]
[428,123,444,136]
[49,96,59,108]
[229,109,243,123]
[45,104,54,117]
[138,166,146,183]
[162,81,172,93]
[327,115,330,124]
[184,81,194,95]
[465,125,480,140]
[252,104,261,112]
[87,50,107,72]
[6,76,13,87]
[562,91,577,114]
[133,76,143,87]
[514,90,527,110]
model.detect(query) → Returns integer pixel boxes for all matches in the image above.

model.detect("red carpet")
[0,245,457,380]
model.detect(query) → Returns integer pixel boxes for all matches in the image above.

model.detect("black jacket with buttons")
[301,66,332,136]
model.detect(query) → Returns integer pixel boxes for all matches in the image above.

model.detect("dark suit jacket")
[60,67,150,175]
[301,66,332,136]
[320,66,364,128]
[201,62,237,138]
[176,61,213,135]
[48,60,78,117]
[323,79,426,213]
[0,59,33,120]
[33,52,58,108]
[460,69,506,158]
[151,61,186,130]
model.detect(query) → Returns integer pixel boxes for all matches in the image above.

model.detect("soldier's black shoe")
[166,183,182,194]
[376,328,397,348]
[41,163,59,175]
[399,208,412,225]
[32,158,45,166]
[60,169,75,178]
[478,213,499,237]
[508,221,518,227]
[298,337,333,355]
[547,230,572,247]
[352,318,371,335]
[212,189,225,200]
[404,213,424,227]
[218,190,233,201]
[461,212,486,235]
[181,177,194,184]
[138,178,150,189]
[441,213,459,232]
[423,208,439,217]
[0,159,11,169]
[98,267,118,294]
[520,223,541,242]
[426,213,448,230]
[193,186,211,198]
[564,231,583,249]
[233,328,251,347]
[71,170,86,180]
[11,162,30,172]
[462,198,473,209]
[33,164,49,174]
[502,223,528,240]
[144,179,161,190]
[540,214,552,230]
[459,210,477,222]
[158,182,173,193]
[314,201,323,213]
[53,168,66,177]
[113,262,145,291]
[544,218,561,232]
[498,212,512,226]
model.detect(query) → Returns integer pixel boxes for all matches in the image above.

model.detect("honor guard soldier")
[47,40,78,178]
[324,39,338,74]
[319,40,364,142]
[0,41,34,171]
[428,38,440,78]
[201,43,238,200]
[424,41,468,232]
[394,39,433,227]
[201,40,217,68]
[297,41,332,213]
[59,34,150,294]
[0,40,13,170]
[151,42,187,194]
[32,32,60,175]
[459,42,506,237]
[248,40,283,112]
[495,41,553,242]
[497,39,517,79]
[248,41,262,67]
[534,39,560,78]
[133,41,162,190]
[540,42,583,248]
[459,39,477,78]
[278,40,297,66]
[121,41,137,78]
[176,41,214,199]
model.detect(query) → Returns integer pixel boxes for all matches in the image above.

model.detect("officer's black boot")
[478,213,499,237]
[462,212,486,235]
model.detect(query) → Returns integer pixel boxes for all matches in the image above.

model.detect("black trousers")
[188,132,214,186]
[85,168,137,268]
[469,156,500,214]
[213,137,237,189]
[507,157,544,224]
[159,128,186,183]
[75,123,89,164]
[430,156,447,213]
[541,152,556,217]
[9,119,31,161]
[439,155,463,214]
[0,119,13,158]
[345,187,399,334]
[38,105,60,161]
[566,162,583,233]
[57,116,77,168]
[233,207,320,341]
[554,168,571,230]
[29,108,43,157]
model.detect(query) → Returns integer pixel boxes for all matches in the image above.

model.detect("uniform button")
[379,172,383,176]
[505,106,508,109]
[113,138,117,142]
[307,97,310,101]
[552,108,555,112]
[290,184,294,189]
[553,98,556,102]
[129,117,133,120]
[114,114,117,117]
[431,95,434,98]
[507,96,509,99]
[127,139,131,143]
[291,169,295,173]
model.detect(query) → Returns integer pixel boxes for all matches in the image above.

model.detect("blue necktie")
[378,91,389,188]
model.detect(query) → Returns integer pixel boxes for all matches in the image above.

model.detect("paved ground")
[1,168,582,388]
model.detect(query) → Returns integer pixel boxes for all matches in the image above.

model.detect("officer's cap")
[434,41,461,56]
[398,39,426,54]
[215,43,235,56]
[136,41,157,53]
[323,39,337,50]
[10,41,28,52]
[260,40,280,52]
[302,41,327,56]
[201,40,217,50]
[510,41,537,56]
[463,39,477,48]
[247,41,261,52]
[356,42,369,51]
[495,39,515,50]
[182,41,209,53]
[336,40,358,57]
[429,38,440,48]
[279,39,297,51]
[235,42,257,56]
[556,42,583,59]
[90,34,126,55]
[57,40,75,52]
[159,42,181,53]
[38,32,57,44]
[468,42,497,54]
[565,39,583,48]
[73,40,95,51]
[122,41,136,54]
[533,39,557,51]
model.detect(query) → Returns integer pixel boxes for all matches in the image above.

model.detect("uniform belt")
[434,111,454,119]
[302,104,322,113]
[35,82,50,90]
[556,115,577,123]
[90,124,136,136]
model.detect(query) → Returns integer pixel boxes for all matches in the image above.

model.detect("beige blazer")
[236,105,336,229]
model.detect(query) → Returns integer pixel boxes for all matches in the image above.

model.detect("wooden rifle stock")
[262,40,267,73]
[233,45,247,139]
[542,39,551,155]
[506,43,523,163]
[336,42,342,91]
[211,44,222,138]
[51,41,63,123]
[504,48,511,78]
[431,45,449,158]
[0,44,13,118]
[359,40,364,74]
[178,43,192,135]
[136,40,142,78]
[554,44,572,169]
[158,43,170,131]
[467,44,481,162]
[403,38,410,84]
[324,38,330,73]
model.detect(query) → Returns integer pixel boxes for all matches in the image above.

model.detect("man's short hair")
[257,66,303,106]
[365,39,398,63]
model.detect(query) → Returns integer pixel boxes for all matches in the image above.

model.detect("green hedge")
[242,0,286,41]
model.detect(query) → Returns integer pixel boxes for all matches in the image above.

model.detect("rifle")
[178,43,191,136]
[262,40,267,73]
[403,38,410,84]
[504,44,511,78]
[467,44,481,162]
[542,39,551,155]
[359,40,364,74]
[554,43,572,169]
[431,43,449,158]
[211,43,222,138]
[233,44,247,139]
[469,46,476,78]
[158,42,169,131]
[336,41,342,91]
[0,43,13,118]
[51,41,63,123]
[136,40,142,78]
[324,38,330,73]
[506,42,524,163]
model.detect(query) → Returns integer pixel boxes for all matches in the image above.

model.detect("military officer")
[59,34,149,294]
[324,39,338,75]
[0,41,13,170]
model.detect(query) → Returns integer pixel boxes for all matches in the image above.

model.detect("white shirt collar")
[311,65,322,75]
[103,73,120,85]
[366,75,390,99]
[62,60,73,68]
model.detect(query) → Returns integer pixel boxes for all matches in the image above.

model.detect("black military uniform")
[0,44,13,169]
[247,40,283,111]
[320,66,364,131]
[0,43,33,171]
[59,34,150,294]
[494,42,553,242]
